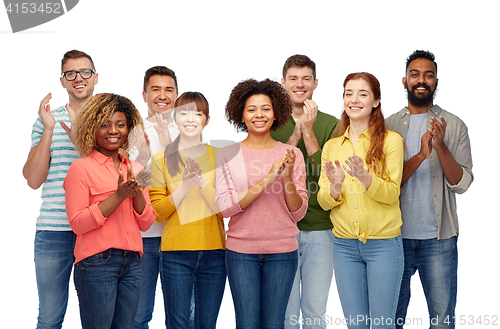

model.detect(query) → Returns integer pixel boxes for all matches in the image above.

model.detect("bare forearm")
[133,193,147,215]
[23,129,54,189]
[302,130,320,156]
[435,145,463,186]
[402,153,426,184]
[98,192,126,218]
[237,176,273,210]
[282,177,303,212]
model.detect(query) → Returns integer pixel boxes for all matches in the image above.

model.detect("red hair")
[341,72,389,178]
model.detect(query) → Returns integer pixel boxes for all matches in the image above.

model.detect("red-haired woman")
[318,73,404,328]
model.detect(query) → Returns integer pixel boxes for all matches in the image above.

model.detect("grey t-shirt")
[400,113,438,239]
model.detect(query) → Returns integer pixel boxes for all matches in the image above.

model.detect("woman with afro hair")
[215,79,308,328]
[63,93,156,329]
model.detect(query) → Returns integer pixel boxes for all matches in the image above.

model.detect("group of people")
[23,50,473,329]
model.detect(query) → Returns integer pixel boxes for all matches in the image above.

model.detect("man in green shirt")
[271,54,339,329]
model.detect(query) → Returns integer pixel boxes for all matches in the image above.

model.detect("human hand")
[299,99,318,133]
[136,131,151,167]
[342,155,372,189]
[418,128,433,160]
[135,169,154,188]
[281,149,296,180]
[266,156,286,184]
[324,159,345,198]
[116,164,143,199]
[60,103,77,143]
[152,112,173,147]
[38,93,55,130]
[429,116,447,151]
[181,160,202,191]
[186,157,208,189]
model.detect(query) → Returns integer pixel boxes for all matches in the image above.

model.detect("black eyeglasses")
[61,69,96,81]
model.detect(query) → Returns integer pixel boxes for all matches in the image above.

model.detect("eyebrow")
[150,85,175,90]
[409,69,435,75]
[287,75,313,79]
[345,89,371,93]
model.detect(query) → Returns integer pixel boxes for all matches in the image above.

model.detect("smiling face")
[96,111,129,158]
[242,94,275,136]
[60,57,98,103]
[142,75,178,117]
[174,102,209,140]
[403,58,438,110]
[343,79,380,125]
[281,66,318,109]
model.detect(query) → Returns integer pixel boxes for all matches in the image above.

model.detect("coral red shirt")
[63,150,156,264]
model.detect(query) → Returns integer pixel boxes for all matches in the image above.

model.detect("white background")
[1,0,497,328]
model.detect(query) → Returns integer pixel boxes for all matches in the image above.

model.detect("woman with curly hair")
[215,79,308,328]
[317,73,404,328]
[63,93,156,329]
[148,92,226,329]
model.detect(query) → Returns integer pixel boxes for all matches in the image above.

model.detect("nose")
[108,124,118,134]
[255,108,265,117]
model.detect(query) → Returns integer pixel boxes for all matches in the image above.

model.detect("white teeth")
[156,102,167,106]
[75,85,84,89]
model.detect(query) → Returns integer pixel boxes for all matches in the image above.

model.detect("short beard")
[405,82,436,107]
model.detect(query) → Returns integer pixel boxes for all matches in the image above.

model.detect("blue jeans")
[74,248,143,329]
[396,237,458,329]
[134,237,164,329]
[161,249,226,329]
[226,249,298,329]
[286,230,334,329]
[334,237,404,329]
[34,230,76,329]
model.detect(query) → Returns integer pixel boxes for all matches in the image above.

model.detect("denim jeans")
[134,237,164,329]
[396,237,458,329]
[74,248,143,329]
[285,230,334,329]
[226,249,298,329]
[161,249,226,329]
[34,230,76,329]
[334,236,404,329]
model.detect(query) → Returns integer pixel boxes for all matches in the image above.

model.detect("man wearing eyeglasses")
[23,49,98,329]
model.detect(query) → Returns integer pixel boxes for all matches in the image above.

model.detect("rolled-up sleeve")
[64,164,107,235]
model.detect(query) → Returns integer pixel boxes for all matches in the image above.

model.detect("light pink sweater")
[215,142,308,254]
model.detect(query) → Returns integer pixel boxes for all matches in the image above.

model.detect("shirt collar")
[90,149,127,166]
[401,104,442,118]
[339,126,371,145]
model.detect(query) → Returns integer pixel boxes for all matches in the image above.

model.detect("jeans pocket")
[82,250,111,266]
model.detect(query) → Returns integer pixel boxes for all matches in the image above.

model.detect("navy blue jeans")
[34,230,76,329]
[161,249,226,329]
[396,237,458,329]
[74,248,142,329]
[226,249,298,329]
[134,237,164,329]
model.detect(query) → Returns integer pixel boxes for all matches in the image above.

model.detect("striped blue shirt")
[31,106,78,230]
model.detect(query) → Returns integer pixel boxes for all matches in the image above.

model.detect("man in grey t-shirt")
[386,50,473,329]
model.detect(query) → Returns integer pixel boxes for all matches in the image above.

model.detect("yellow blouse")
[148,145,225,251]
[317,128,404,243]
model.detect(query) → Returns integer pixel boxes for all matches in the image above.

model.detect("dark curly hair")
[74,93,143,156]
[225,78,292,132]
